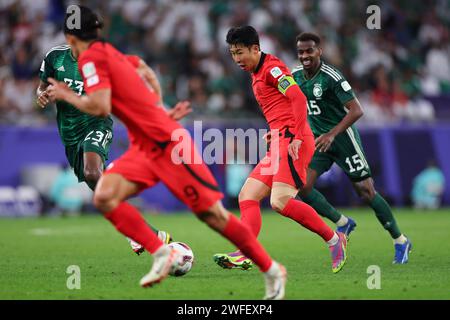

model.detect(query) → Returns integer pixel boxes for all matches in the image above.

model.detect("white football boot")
[263,261,287,300]
[139,245,180,287]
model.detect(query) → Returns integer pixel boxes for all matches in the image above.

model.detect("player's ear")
[318,47,323,56]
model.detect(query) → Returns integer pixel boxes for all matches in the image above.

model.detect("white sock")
[327,232,339,246]
[394,234,407,244]
[336,215,349,227]
[153,244,169,257]
[265,261,279,276]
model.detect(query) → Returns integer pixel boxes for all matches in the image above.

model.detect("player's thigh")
[82,127,113,168]
[307,149,334,185]
[94,173,141,208]
[270,181,298,212]
[239,177,271,202]
[97,146,160,207]
[273,135,315,190]
[298,167,320,197]
[333,129,372,182]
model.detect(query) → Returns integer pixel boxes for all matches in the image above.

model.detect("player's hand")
[47,78,72,101]
[37,90,51,108]
[315,132,335,152]
[263,132,271,144]
[288,139,302,160]
[168,101,192,120]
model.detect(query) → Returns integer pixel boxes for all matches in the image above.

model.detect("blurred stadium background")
[1,0,449,217]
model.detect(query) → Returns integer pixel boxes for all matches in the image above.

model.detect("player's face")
[229,44,259,72]
[297,40,322,70]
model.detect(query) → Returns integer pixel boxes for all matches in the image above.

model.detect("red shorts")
[105,133,223,213]
[249,132,315,189]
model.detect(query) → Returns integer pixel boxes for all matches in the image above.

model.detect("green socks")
[369,193,402,239]
[300,188,343,223]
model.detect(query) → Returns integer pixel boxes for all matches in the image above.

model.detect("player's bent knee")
[270,197,288,213]
[84,168,102,184]
[93,190,119,213]
[359,187,376,203]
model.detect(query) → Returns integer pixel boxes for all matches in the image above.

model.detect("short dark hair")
[226,26,260,47]
[63,5,103,41]
[296,32,321,46]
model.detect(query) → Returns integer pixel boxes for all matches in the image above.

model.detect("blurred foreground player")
[36,37,190,252]
[292,32,411,264]
[214,26,348,273]
[47,6,286,299]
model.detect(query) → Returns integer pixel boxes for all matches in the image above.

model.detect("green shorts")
[65,127,113,182]
[309,127,371,182]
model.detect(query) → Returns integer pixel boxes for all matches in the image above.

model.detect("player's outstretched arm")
[47,78,111,117]
[36,81,51,108]
[315,98,363,152]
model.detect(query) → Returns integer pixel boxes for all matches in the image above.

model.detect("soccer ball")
[168,242,194,277]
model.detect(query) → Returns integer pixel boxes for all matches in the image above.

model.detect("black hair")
[226,26,260,47]
[63,5,103,41]
[296,32,321,46]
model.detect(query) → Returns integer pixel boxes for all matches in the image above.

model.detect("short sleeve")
[126,55,140,68]
[264,62,297,95]
[78,50,111,94]
[38,55,55,83]
[333,78,355,105]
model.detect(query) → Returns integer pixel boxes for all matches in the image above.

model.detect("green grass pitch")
[0,208,449,300]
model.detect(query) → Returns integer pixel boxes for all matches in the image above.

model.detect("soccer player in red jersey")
[47,6,286,299]
[213,26,348,273]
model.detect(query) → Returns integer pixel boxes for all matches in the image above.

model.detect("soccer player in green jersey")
[292,32,412,264]
[36,42,190,253]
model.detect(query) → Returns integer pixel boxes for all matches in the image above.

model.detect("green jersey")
[292,61,355,136]
[39,45,113,146]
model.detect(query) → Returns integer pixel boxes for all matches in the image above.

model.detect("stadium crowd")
[0,0,449,126]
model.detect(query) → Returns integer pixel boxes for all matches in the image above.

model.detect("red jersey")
[251,53,313,140]
[78,41,182,152]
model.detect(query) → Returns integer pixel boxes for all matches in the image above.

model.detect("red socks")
[281,198,335,242]
[105,202,163,254]
[239,200,262,237]
[222,214,272,272]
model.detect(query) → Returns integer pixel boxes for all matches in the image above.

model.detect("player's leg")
[238,177,272,236]
[154,139,286,298]
[271,134,347,273]
[197,200,286,300]
[213,176,271,270]
[96,148,184,288]
[94,173,164,254]
[81,131,170,252]
[352,177,411,264]
[83,151,103,190]
[337,127,411,263]
[298,164,356,238]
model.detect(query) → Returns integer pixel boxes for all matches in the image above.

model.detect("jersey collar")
[253,52,266,74]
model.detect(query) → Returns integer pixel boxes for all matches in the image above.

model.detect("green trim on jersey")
[292,61,356,137]
[39,45,113,147]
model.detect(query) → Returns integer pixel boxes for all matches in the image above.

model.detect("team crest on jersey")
[313,83,323,98]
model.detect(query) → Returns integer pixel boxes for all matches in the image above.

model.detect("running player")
[47,6,286,300]
[37,45,187,251]
[213,26,348,273]
[292,32,411,264]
